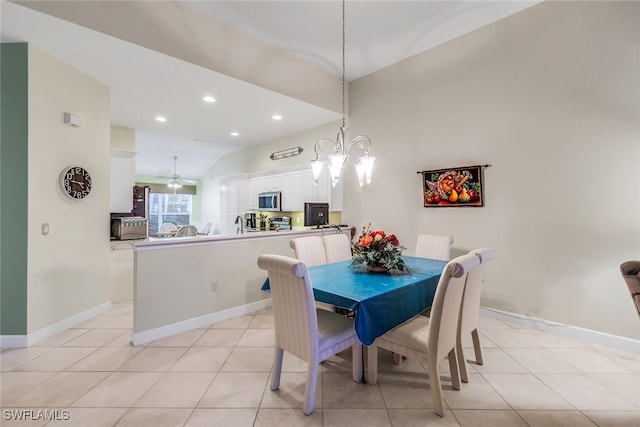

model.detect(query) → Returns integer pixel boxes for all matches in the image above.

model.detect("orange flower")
[359,234,374,247]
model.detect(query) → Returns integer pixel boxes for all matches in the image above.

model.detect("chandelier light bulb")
[328,153,347,187]
[311,159,325,184]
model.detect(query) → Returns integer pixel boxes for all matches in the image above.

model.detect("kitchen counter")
[136,226,351,249]
[131,225,350,345]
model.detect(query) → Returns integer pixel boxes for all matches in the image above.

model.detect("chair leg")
[457,333,469,383]
[448,348,461,391]
[271,347,284,391]
[427,358,445,417]
[392,352,404,365]
[471,329,484,365]
[352,343,363,383]
[303,363,319,415]
[366,345,379,385]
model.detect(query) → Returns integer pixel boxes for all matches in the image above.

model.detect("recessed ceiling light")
[155,116,167,122]
[230,132,239,136]
[203,96,216,103]
[272,114,283,120]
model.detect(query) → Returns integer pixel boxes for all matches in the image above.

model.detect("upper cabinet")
[247,166,342,212]
[302,168,330,203]
[110,150,135,213]
[280,170,303,211]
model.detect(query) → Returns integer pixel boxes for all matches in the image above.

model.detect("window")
[148,192,192,235]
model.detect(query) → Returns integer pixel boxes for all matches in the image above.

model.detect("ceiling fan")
[167,156,195,189]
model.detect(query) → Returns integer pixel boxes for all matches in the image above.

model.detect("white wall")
[27,45,111,333]
[346,1,640,339]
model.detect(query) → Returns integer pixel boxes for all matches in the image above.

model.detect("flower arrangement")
[351,224,410,274]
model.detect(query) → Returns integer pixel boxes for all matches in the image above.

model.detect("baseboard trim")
[480,306,640,354]
[0,302,111,348]
[0,334,28,348]
[131,298,272,346]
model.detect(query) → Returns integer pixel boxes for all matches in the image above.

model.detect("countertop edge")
[132,227,351,250]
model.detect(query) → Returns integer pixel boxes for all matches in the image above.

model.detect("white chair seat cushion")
[379,315,430,353]
[316,309,357,359]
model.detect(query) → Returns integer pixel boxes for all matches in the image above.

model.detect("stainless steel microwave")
[258,191,282,211]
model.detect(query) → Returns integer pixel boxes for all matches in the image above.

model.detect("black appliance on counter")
[304,202,329,228]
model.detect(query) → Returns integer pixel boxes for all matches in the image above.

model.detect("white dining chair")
[158,222,177,234]
[321,233,353,263]
[175,224,198,237]
[367,253,481,417]
[415,234,454,261]
[290,236,327,267]
[413,234,454,325]
[290,236,334,312]
[257,254,363,415]
[457,247,496,383]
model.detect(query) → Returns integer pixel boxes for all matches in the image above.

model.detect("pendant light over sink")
[311,0,375,188]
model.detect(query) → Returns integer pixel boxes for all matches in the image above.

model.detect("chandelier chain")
[310,0,374,188]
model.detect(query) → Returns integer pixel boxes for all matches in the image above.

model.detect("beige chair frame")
[367,253,481,416]
[258,254,363,415]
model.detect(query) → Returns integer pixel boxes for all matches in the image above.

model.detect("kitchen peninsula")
[131,227,349,345]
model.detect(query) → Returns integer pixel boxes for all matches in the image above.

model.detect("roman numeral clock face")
[59,166,92,200]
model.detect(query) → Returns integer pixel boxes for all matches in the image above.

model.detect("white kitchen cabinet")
[110,150,135,213]
[248,177,261,209]
[249,174,283,209]
[220,175,240,234]
[302,168,331,204]
[253,174,281,193]
[246,167,341,212]
[220,175,239,211]
[330,177,343,211]
[280,170,303,211]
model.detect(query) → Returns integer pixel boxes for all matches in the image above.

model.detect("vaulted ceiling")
[1,1,539,179]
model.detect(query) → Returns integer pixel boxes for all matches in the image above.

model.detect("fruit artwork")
[422,165,484,207]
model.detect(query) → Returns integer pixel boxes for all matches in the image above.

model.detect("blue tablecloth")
[260,256,447,345]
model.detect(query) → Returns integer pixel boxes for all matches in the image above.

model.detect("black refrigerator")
[132,185,150,218]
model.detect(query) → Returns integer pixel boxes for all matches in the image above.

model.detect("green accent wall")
[1,43,29,335]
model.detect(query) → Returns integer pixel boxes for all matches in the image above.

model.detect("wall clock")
[59,166,92,200]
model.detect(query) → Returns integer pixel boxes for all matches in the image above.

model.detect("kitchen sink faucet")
[234,215,244,234]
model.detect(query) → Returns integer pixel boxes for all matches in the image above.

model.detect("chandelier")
[167,156,182,189]
[311,0,375,188]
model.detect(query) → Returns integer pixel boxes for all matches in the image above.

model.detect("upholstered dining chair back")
[457,247,496,382]
[290,236,327,267]
[415,234,454,261]
[175,224,198,237]
[158,222,177,234]
[367,253,481,416]
[620,260,640,318]
[258,254,317,361]
[257,254,362,415]
[322,233,353,263]
[428,254,480,363]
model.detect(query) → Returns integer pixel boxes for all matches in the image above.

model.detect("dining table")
[261,256,447,346]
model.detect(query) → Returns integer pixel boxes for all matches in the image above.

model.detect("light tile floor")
[1,302,639,426]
